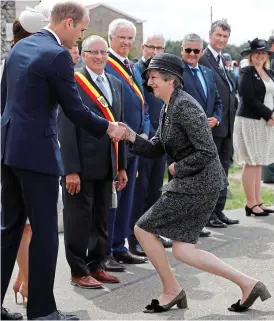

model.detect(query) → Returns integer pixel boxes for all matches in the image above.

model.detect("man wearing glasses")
[58,35,127,288]
[105,18,149,266]
[129,33,173,255]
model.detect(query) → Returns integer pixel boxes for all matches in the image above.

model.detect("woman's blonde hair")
[248,52,270,69]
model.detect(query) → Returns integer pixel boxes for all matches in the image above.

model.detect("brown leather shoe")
[71,275,103,289]
[90,269,120,283]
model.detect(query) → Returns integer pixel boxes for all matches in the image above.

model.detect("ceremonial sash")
[74,71,118,174]
[107,56,145,110]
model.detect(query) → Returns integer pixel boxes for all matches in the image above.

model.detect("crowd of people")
[1,1,274,320]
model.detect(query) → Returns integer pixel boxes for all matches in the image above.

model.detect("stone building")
[86,3,145,59]
[1,0,40,61]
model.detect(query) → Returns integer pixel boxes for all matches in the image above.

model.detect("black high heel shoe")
[258,203,274,214]
[245,205,269,217]
[143,289,187,313]
[228,281,271,312]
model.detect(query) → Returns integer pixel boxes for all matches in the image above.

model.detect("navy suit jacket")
[1,29,108,176]
[182,62,223,123]
[105,52,150,136]
[135,58,164,138]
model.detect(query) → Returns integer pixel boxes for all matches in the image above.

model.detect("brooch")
[254,73,261,80]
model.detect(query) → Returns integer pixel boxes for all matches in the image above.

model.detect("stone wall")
[1,1,16,61]
[87,6,143,59]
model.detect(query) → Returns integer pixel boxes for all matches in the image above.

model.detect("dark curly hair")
[10,19,32,48]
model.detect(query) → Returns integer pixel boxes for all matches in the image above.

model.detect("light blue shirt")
[188,64,207,98]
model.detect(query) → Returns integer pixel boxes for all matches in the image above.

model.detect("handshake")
[106,122,136,142]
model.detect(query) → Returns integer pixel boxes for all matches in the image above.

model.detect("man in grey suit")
[199,20,239,228]
[58,35,128,288]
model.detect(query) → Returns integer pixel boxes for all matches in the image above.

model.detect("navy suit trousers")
[107,154,139,255]
[1,164,59,319]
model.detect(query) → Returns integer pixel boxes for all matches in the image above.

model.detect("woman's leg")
[242,164,264,213]
[16,224,32,299]
[134,225,182,305]
[172,242,257,303]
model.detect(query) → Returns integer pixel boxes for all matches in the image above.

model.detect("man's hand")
[66,173,81,195]
[168,163,176,176]
[115,169,128,191]
[208,117,219,128]
[139,133,149,140]
[106,122,127,141]
[266,119,274,126]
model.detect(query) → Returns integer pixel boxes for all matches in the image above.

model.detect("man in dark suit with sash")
[105,19,149,265]
[199,20,239,228]
[59,35,127,287]
[1,2,126,320]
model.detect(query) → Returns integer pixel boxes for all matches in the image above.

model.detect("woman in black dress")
[124,53,271,313]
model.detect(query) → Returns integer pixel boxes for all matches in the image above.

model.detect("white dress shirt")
[85,66,113,105]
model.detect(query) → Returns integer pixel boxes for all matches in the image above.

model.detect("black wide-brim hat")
[241,38,271,56]
[142,53,184,82]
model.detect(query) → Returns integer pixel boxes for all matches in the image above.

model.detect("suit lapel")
[205,48,230,86]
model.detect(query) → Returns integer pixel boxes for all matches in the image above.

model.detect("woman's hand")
[168,163,176,176]
[266,119,274,126]
[123,125,137,142]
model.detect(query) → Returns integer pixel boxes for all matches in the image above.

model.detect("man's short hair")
[82,35,108,51]
[210,19,231,35]
[182,33,203,48]
[50,1,88,26]
[108,19,136,41]
[143,33,166,47]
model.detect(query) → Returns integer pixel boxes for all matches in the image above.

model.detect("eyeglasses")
[115,35,134,41]
[184,48,201,54]
[144,45,165,50]
[83,50,108,56]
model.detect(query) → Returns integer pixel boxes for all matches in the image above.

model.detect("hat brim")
[241,48,272,57]
[142,66,184,82]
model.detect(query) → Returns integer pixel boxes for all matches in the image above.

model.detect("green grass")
[162,168,274,210]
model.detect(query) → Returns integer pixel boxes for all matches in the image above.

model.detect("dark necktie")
[216,55,233,91]
[191,68,207,103]
[124,58,131,73]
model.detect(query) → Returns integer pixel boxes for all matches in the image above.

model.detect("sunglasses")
[184,48,201,54]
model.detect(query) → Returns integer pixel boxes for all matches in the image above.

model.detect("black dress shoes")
[218,212,239,225]
[199,229,211,237]
[30,311,79,320]
[114,251,148,264]
[206,218,227,228]
[1,307,23,320]
[101,257,126,272]
[158,236,173,248]
[129,243,146,256]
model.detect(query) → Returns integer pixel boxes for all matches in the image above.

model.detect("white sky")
[39,0,274,45]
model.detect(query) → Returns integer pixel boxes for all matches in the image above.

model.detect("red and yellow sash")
[108,57,145,110]
[74,71,118,174]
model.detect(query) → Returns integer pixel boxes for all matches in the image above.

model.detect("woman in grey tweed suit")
[125,53,271,313]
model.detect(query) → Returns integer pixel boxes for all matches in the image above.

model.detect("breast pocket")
[45,126,57,136]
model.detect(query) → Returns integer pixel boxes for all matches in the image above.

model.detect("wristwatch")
[216,121,220,127]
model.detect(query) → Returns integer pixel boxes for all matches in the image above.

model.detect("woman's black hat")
[142,53,184,82]
[241,38,271,56]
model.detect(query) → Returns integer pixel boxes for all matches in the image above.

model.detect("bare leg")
[16,224,32,300]
[242,164,264,213]
[172,242,258,303]
[134,225,181,305]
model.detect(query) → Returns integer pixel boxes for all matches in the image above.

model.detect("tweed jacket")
[131,87,227,194]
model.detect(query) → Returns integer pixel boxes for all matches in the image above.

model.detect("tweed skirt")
[136,191,219,244]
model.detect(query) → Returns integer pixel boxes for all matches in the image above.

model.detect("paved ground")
[3,207,274,320]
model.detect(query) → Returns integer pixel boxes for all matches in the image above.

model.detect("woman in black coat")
[234,38,274,217]
[124,53,271,313]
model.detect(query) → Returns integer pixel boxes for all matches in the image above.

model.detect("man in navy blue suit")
[1,2,126,320]
[180,33,223,235]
